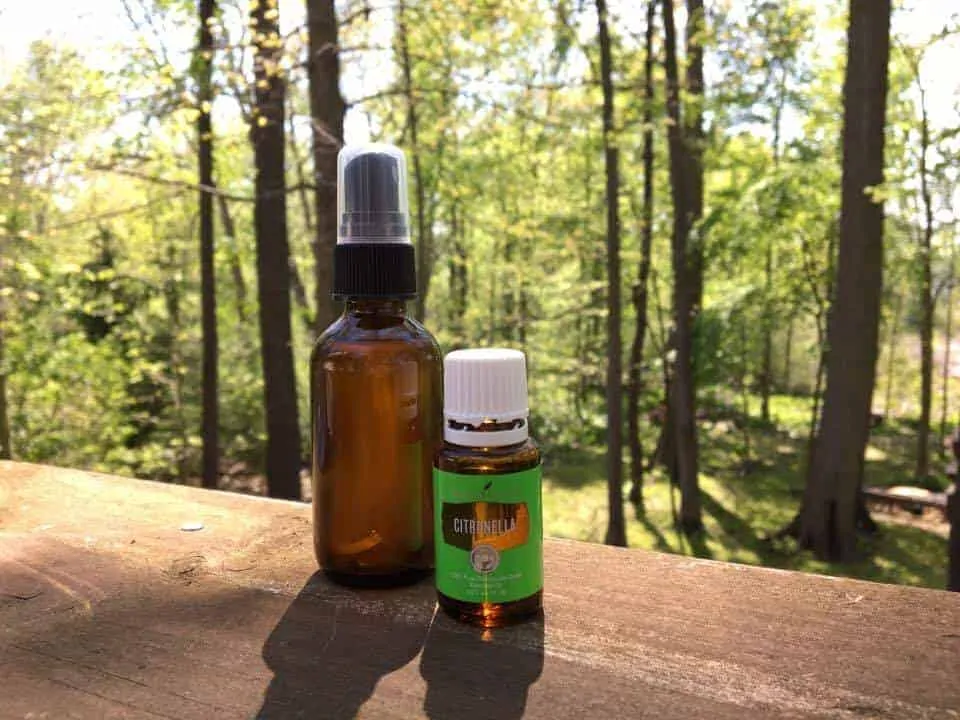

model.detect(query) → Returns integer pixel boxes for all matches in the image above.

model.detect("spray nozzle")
[337,143,410,242]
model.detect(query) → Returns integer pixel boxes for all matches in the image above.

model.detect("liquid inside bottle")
[312,299,440,586]
[433,348,544,627]
[310,143,442,587]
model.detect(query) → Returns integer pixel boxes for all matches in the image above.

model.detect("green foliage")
[541,393,948,590]
[1,0,957,587]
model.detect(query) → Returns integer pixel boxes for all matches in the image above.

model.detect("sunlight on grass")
[540,391,950,591]
[865,445,888,461]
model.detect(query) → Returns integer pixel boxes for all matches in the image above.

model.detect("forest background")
[1,0,958,588]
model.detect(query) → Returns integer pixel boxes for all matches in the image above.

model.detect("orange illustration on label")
[440,502,530,552]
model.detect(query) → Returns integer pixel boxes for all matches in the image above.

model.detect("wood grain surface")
[1,461,958,719]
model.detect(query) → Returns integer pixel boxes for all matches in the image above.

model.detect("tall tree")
[0,203,12,461]
[307,0,345,336]
[251,0,302,499]
[596,0,625,546]
[627,0,657,511]
[752,5,813,422]
[797,0,891,561]
[941,239,956,446]
[396,0,431,321]
[882,284,903,418]
[285,107,318,330]
[685,0,705,314]
[0,323,9,460]
[447,201,468,342]
[196,0,218,489]
[662,0,702,533]
[215,192,248,320]
[910,50,934,482]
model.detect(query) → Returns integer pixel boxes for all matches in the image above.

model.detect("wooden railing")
[1,461,958,719]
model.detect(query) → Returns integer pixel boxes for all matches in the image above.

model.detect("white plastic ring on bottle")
[442,348,530,447]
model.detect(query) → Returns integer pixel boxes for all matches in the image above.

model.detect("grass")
[539,392,951,591]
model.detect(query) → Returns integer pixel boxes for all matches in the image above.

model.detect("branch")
[88,164,316,202]
[40,191,185,233]
[349,86,580,130]
[340,3,376,27]
[88,164,250,201]
[121,0,175,73]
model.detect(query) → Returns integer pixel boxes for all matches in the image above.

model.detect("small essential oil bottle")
[433,348,544,627]
[310,143,442,588]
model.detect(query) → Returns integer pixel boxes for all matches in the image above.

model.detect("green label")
[433,465,543,603]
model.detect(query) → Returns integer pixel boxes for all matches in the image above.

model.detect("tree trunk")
[685,0,705,315]
[215,191,248,321]
[662,0,702,534]
[647,269,676,479]
[0,322,10,460]
[163,238,189,482]
[760,235,774,422]
[627,0,657,511]
[804,225,837,477]
[596,0,626,546]
[738,313,753,467]
[252,0,303,500]
[574,148,595,425]
[487,235,498,345]
[289,255,311,320]
[783,311,794,392]
[447,202,468,341]
[501,196,516,342]
[307,0,345,336]
[518,263,529,347]
[761,72,787,421]
[580,148,599,371]
[949,428,960,591]
[940,245,955,447]
[883,287,902,418]
[916,84,934,482]
[288,110,315,233]
[798,0,890,562]
[806,320,828,474]
[197,0,219,489]
[397,0,431,322]
[286,109,318,330]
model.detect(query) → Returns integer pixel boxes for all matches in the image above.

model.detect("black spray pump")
[333,144,417,299]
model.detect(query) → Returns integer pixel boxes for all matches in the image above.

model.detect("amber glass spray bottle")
[311,143,442,587]
[434,348,544,627]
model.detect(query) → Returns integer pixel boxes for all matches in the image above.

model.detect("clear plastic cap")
[337,143,410,243]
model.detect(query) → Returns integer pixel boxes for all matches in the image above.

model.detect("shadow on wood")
[419,613,543,720]
[257,573,545,719]
[256,573,543,720]
[258,573,433,719]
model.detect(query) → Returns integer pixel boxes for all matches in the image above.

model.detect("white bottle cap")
[443,348,530,447]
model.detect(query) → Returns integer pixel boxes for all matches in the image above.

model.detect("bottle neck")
[344,298,407,317]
